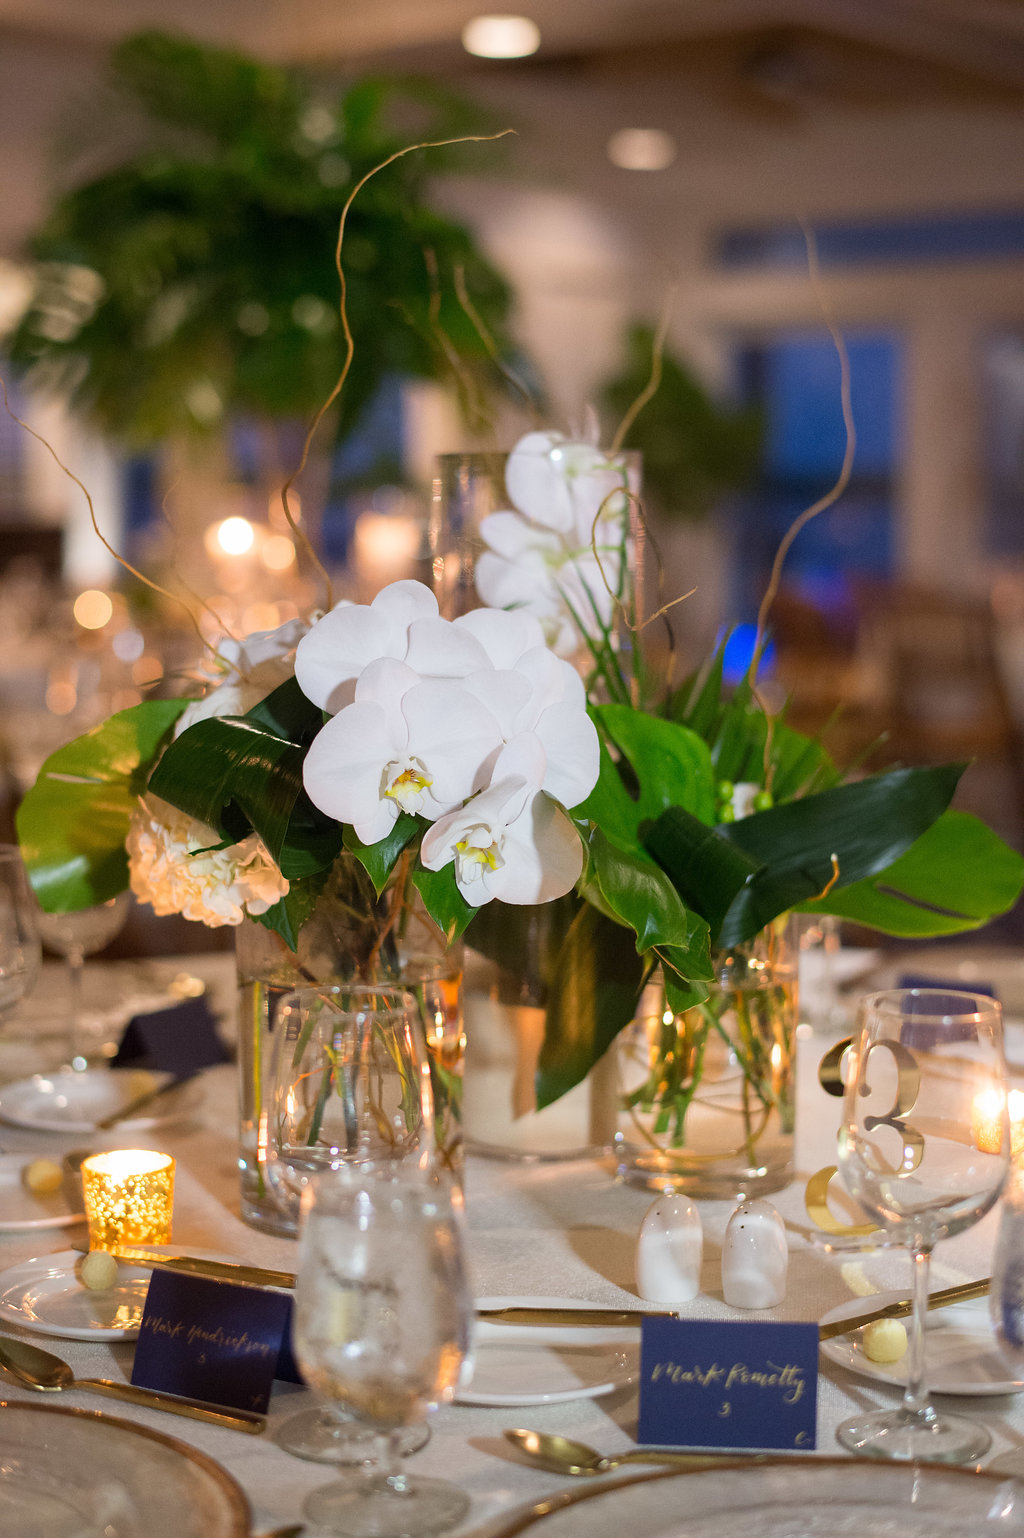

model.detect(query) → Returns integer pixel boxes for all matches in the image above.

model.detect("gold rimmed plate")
[0,1399,250,1537]
[471,1458,1024,1538]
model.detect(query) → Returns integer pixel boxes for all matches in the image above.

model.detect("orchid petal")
[400,681,504,808]
[302,702,402,833]
[461,669,533,742]
[369,579,439,627]
[295,605,397,713]
[404,616,490,680]
[453,607,546,669]
[478,510,560,563]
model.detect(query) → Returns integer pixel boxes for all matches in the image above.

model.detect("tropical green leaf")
[147,715,340,878]
[807,809,1024,935]
[250,869,330,951]
[716,762,965,947]
[16,698,187,910]
[576,704,716,853]
[411,865,477,946]
[536,904,646,1108]
[343,816,419,898]
[643,806,763,938]
[244,676,325,743]
[586,828,709,969]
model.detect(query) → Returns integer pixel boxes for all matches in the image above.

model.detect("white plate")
[0,1400,249,1537]
[0,1153,84,1231]
[461,1295,638,1405]
[0,1068,202,1134]
[820,1290,1024,1396]
[479,1459,1024,1538]
[0,1249,154,1340]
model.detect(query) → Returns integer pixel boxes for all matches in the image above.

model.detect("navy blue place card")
[113,995,230,1075]
[132,1269,302,1414]
[637,1317,818,1452]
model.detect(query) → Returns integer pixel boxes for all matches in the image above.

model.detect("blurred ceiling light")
[73,589,113,630]
[607,128,677,171]
[462,14,540,58]
[214,516,256,556]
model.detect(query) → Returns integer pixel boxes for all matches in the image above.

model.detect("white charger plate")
[0,1153,84,1231]
[461,1295,639,1406]
[820,1290,1024,1396]
[0,1400,249,1537]
[0,1068,202,1134]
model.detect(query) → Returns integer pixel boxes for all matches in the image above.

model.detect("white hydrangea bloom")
[127,795,289,927]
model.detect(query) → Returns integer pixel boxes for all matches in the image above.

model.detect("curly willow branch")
[610,284,676,455]
[453,261,538,418]
[424,247,491,437]
[745,221,856,695]
[279,127,516,612]
[0,373,215,662]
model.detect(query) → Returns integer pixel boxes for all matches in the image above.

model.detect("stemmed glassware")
[293,1166,473,1537]
[835,987,1010,1463]
[34,892,131,1070]
[0,845,42,1029]
[267,983,436,1464]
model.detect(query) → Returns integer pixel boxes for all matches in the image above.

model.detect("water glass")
[0,845,41,1026]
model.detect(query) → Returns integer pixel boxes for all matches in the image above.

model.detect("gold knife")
[817,1277,990,1340]
[94,1072,200,1130]
[69,1377,266,1433]
[479,1279,991,1335]
[106,1248,297,1290]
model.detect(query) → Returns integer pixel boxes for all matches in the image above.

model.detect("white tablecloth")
[1,952,1024,1535]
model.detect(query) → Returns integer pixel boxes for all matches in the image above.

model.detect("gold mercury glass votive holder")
[81,1150,175,1252]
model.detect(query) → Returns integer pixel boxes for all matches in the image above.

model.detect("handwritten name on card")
[132,1268,300,1414]
[638,1317,818,1451]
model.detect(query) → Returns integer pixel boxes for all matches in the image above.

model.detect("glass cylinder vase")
[235,854,461,1236]
[615,920,798,1198]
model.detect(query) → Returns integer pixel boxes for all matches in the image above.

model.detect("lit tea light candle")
[81,1150,175,1253]
[971,1088,1024,1156]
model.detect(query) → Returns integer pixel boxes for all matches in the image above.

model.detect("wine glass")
[985,1156,1024,1474]
[0,846,42,1028]
[34,892,131,1070]
[293,1166,472,1537]
[835,987,1010,1463]
[267,983,436,1463]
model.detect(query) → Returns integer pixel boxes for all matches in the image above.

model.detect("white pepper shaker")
[636,1193,703,1304]
[721,1199,788,1308]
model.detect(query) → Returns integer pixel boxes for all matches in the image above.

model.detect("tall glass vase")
[615,919,798,1198]
[431,441,641,1159]
[235,854,460,1236]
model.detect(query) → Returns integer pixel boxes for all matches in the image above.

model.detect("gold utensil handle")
[817,1277,990,1341]
[79,1378,266,1433]
[114,1251,297,1289]
[478,1308,655,1326]
[95,1073,198,1130]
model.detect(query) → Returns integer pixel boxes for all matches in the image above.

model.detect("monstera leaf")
[16,698,187,910]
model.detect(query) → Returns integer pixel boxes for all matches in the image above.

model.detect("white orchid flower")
[295,579,487,714]
[175,616,308,735]
[474,431,633,657]
[302,657,504,846]
[420,736,584,906]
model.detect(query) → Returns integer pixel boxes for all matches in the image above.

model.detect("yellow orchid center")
[384,762,432,813]
[455,836,503,872]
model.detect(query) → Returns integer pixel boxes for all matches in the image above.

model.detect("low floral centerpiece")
[17,426,1024,1202]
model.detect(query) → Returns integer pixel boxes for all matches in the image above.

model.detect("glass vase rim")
[859,986,1002,1027]
[279,982,418,1014]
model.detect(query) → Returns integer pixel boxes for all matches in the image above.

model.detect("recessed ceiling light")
[462,15,540,59]
[607,128,677,172]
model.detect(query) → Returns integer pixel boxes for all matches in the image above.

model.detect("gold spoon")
[505,1429,749,1476]
[0,1333,265,1434]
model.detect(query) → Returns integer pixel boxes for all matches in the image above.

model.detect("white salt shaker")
[636,1193,703,1304]
[721,1199,788,1308]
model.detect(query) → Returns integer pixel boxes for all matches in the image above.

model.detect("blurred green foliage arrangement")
[601,323,763,518]
[6,31,517,446]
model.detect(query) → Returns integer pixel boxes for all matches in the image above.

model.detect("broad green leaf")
[343,816,419,898]
[536,904,646,1107]
[716,762,965,947]
[576,704,716,853]
[643,805,763,937]
[411,865,477,946]
[807,809,1024,935]
[250,869,330,952]
[148,715,340,878]
[587,828,705,963]
[465,894,578,990]
[663,971,710,1016]
[16,698,187,910]
[245,675,326,743]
